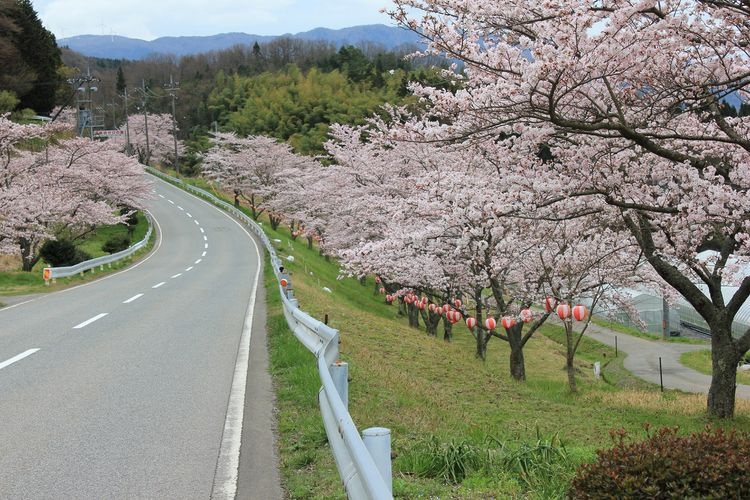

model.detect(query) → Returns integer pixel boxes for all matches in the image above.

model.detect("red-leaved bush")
[570,426,750,499]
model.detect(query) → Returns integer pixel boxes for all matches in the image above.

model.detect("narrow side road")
[569,319,750,400]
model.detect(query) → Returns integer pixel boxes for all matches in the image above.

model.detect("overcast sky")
[32,0,394,40]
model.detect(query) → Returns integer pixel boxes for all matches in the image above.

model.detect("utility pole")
[165,75,180,174]
[123,87,132,156]
[141,79,150,165]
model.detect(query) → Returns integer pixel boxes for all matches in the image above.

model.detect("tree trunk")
[443,320,452,342]
[476,329,490,361]
[269,214,281,230]
[565,322,577,393]
[508,325,526,381]
[20,237,39,272]
[408,303,420,328]
[708,323,741,418]
[233,190,240,208]
[307,236,313,249]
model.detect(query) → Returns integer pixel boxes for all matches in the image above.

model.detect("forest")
[54,36,453,162]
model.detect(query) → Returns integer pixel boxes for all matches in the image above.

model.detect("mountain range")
[58,24,422,60]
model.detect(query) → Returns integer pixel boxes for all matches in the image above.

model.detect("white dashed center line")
[195,259,202,264]
[158,194,165,198]
[74,313,108,329]
[203,235,208,241]
[177,206,184,211]
[168,200,175,205]
[194,220,200,225]
[171,273,182,279]
[185,266,194,271]
[202,251,206,257]
[123,293,144,304]
[200,228,204,233]
[0,349,40,371]
[152,282,166,289]
[186,213,192,218]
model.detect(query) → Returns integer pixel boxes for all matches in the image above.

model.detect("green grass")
[680,350,750,386]
[591,317,709,345]
[76,212,149,258]
[0,213,153,299]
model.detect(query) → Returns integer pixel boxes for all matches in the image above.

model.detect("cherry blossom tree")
[110,112,183,166]
[387,0,750,417]
[202,132,318,229]
[0,116,152,270]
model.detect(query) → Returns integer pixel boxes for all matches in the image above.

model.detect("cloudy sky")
[32,0,394,40]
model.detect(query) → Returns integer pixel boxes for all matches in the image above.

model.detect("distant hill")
[58,24,423,60]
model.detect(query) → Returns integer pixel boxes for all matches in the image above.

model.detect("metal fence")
[43,214,153,282]
[146,167,393,500]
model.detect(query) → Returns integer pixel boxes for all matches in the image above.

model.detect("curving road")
[0,177,281,499]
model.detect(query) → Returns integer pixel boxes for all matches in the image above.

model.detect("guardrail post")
[288,298,299,309]
[331,361,348,409]
[362,427,392,494]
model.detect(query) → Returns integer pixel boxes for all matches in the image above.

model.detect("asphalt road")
[553,317,750,399]
[0,177,282,499]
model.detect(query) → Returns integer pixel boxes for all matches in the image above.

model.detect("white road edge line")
[210,206,262,499]
[0,349,40,371]
[123,293,144,304]
[152,282,166,289]
[73,313,108,329]
[171,273,182,279]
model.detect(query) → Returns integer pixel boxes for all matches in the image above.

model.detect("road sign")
[93,130,124,137]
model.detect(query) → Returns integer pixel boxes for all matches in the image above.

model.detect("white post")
[594,361,601,379]
[330,361,348,409]
[362,427,392,494]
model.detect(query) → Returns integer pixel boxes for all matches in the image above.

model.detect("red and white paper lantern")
[520,308,533,323]
[453,298,462,309]
[501,316,517,329]
[466,317,477,329]
[556,303,571,320]
[485,317,497,331]
[572,304,587,321]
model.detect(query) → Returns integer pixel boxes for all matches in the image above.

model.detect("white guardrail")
[43,214,153,283]
[145,167,393,500]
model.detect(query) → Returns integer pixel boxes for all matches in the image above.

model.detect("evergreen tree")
[116,66,126,94]
[7,0,61,114]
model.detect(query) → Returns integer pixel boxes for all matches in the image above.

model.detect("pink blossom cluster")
[0,116,152,269]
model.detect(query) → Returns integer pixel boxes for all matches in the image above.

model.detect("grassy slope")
[261,219,750,498]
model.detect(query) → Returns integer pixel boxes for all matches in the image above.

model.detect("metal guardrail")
[43,214,153,282]
[146,167,393,499]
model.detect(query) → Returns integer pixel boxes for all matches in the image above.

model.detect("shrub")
[102,234,131,254]
[570,426,750,499]
[40,239,78,267]
[404,437,481,484]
